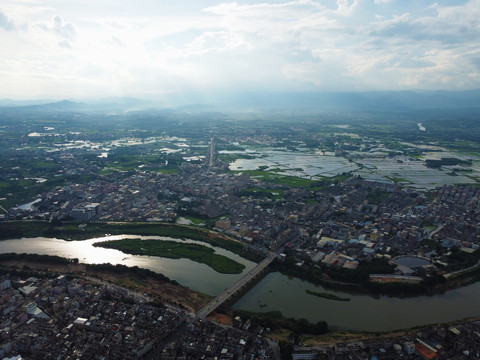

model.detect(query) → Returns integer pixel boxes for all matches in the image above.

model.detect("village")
[2,122,480,359]
[0,274,274,360]
[5,156,480,285]
[2,271,480,360]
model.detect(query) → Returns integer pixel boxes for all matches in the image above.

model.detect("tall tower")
[209,137,216,168]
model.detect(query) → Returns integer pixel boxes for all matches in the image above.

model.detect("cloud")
[1,0,480,99]
[369,8,478,44]
[111,36,126,47]
[53,15,76,40]
[0,9,15,31]
[336,0,358,15]
[58,40,71,48]
[29,15,77,48]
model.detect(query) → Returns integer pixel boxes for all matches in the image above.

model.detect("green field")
[232,171,350,190]
[93,238,245,274]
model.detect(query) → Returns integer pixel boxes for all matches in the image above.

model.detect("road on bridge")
[193,250,279,321]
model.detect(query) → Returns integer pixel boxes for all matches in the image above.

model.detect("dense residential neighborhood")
[5,158,480,283]
[2,108,480,359]
[3,155,480,358]
[2,272,480,359]
[0,274,273,360]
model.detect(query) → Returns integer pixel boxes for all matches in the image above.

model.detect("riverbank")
[271,256,480,298]
[6,220,479,298]
[221,305,480,348]
[232,269,480,332]
[0,253,211,312]
[299,315,480,347]
[4,221,480,333]
[211,303,480,349]
[0,220,263,262]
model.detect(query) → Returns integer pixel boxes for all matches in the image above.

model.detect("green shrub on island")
[305,289,350,301]
[0,221,260,262]
[93,238,245,274]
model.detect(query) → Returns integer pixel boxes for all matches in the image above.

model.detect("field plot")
[354,156,478,190]
[228,149,359,179]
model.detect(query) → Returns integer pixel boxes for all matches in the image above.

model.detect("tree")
[314,320,328,335]
[279,341,293,360]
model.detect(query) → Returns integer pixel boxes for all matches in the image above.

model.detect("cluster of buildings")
[292,320,480,359]
[158,319,274,359]
[0,274,275,359]
[0,274,181,359]
[6,158,480,282]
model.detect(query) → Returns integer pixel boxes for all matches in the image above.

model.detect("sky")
[0,0,479,101]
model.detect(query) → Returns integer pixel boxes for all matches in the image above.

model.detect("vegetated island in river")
[93,238,246,274]
[0,221,263,263]
[305,289,351,302]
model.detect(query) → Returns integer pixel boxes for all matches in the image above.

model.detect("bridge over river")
[142,251,281,359]
[193,250,279,321]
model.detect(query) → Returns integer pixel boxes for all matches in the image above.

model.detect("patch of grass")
[236,187,284,200]
[185,216,206,225]
[100,168,120,175]
[367,189,391,205]
[156,168,181,174]
[386,176,412,184]
[94,238,245,274]
[217,153,255,163]
[33,161,60,170]
[232,170,350,189]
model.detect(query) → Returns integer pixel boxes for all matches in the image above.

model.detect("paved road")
[83,275,153,301]
[194,250,278,321]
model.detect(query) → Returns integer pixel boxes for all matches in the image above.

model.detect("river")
[232,272,480,332]
[1,236,480,331]
[0,235,256,296]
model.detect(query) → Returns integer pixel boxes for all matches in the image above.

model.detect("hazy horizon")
[2,88,480,112]
[1,0,480,101]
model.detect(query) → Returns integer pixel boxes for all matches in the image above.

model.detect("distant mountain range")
[0,90,479,113]
[0,97,155,114]
[207,89,480,112]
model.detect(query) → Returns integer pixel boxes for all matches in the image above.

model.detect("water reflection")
[3,236,480,331]
[228,149,358,178]
[0,235,255,296]
[233,272,480,331]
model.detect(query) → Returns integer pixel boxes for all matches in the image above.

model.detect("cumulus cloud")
[336,0,358,15]
[1,0,480,99]
[111,36,126,47]
[0,9,15,30]
[53,15,76,40]
[58,40,71,48]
